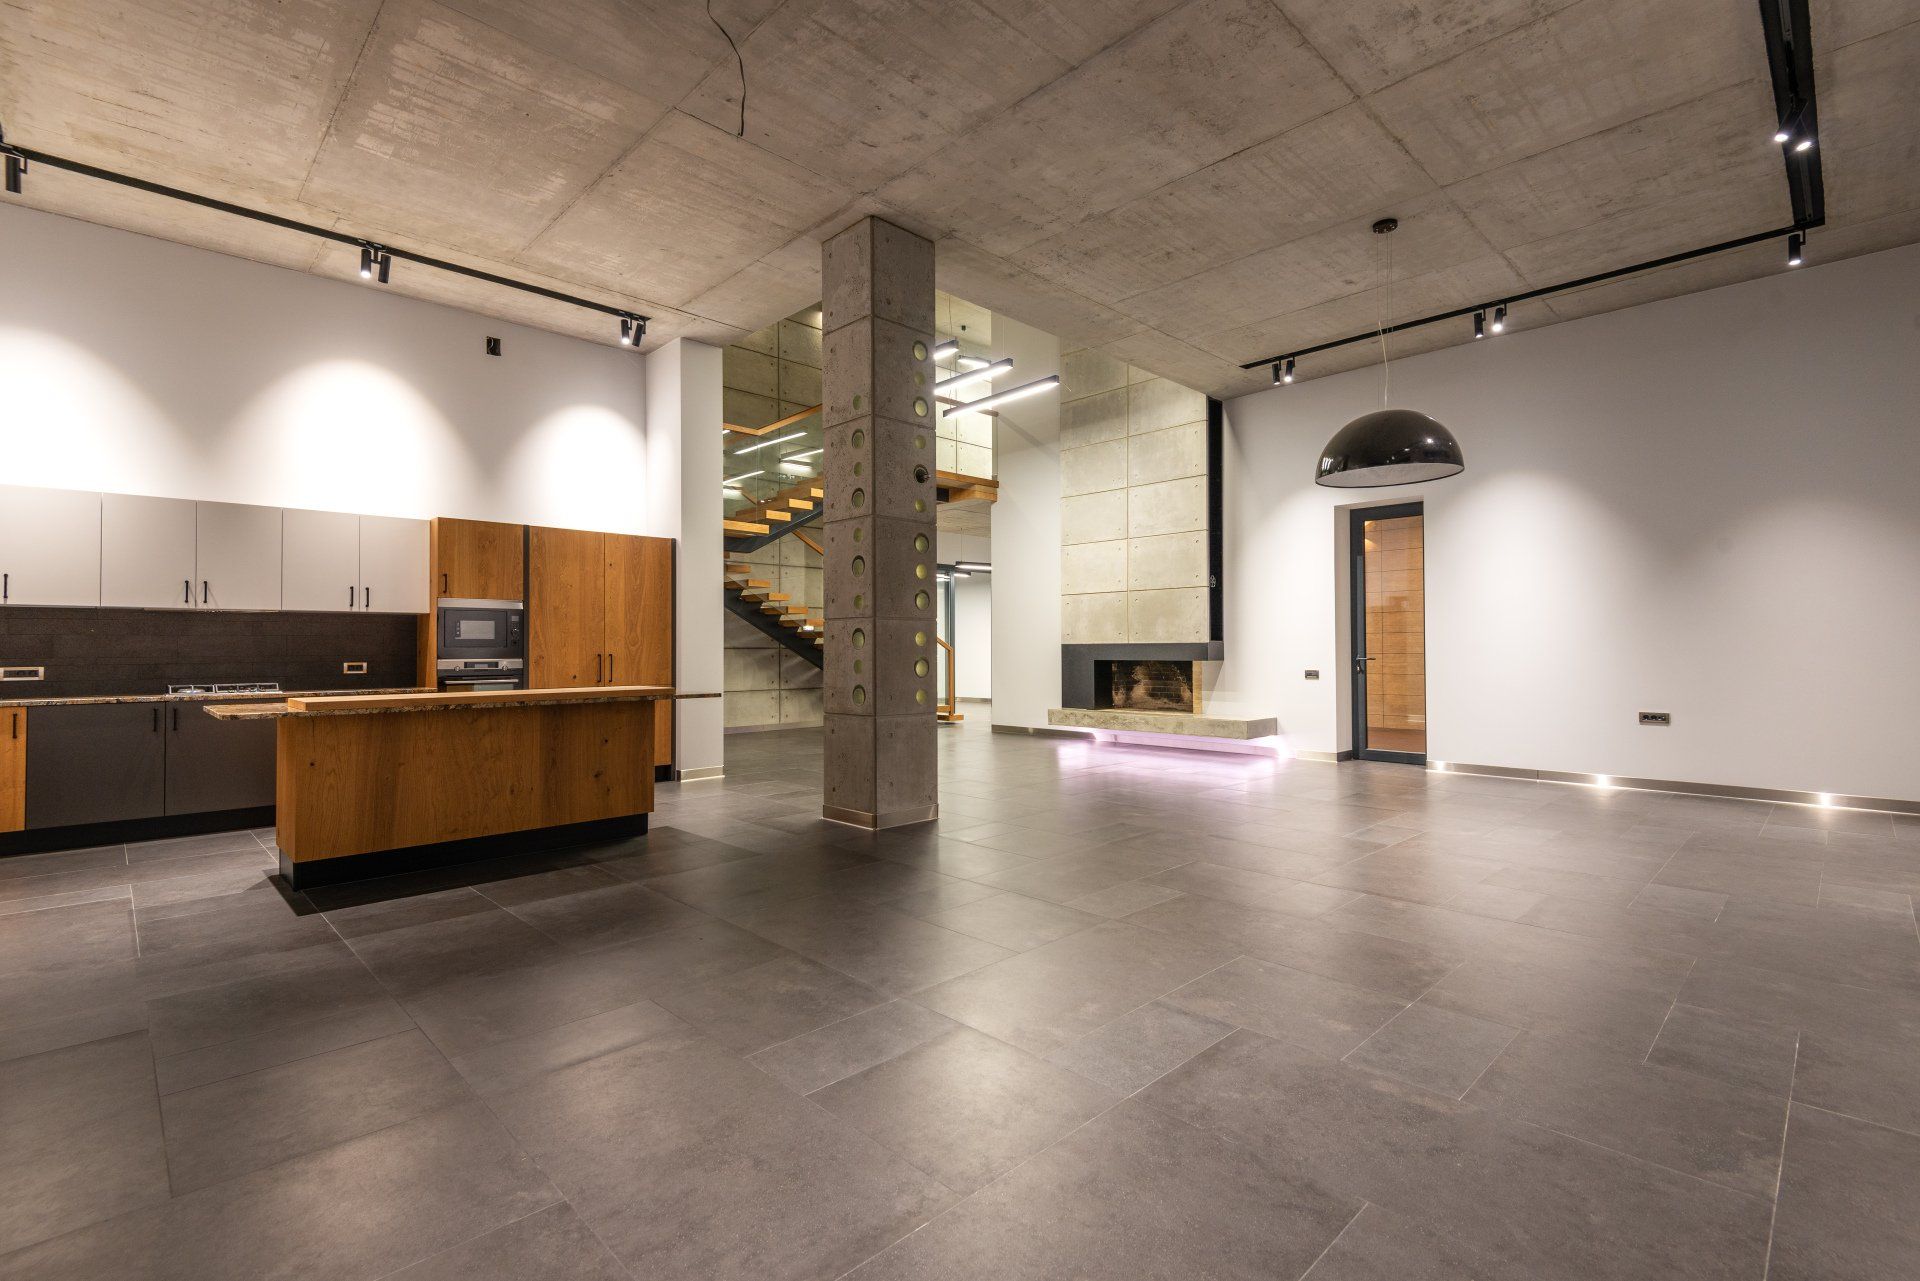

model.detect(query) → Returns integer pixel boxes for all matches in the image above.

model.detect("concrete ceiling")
[1,0,1913,397]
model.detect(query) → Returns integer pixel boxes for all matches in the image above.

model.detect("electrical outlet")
[1304,669,1320,680]
[1639,711,1671,726]
[1,665,45,681]
[343,661,369,675]
[485,336,502,356]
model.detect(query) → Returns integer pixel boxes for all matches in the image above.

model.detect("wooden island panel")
[276,699,653,865]
[606,533,675,768]
[0,707,24,833]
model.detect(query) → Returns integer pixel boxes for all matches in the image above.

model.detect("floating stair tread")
[723,519,770,536]
[758,509,792,522]
[724,561,752,574]
[729,579,771,590]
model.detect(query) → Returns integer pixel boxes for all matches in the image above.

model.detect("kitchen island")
[206,685,672,888]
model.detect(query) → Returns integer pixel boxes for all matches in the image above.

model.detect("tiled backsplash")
[0,607,419,699]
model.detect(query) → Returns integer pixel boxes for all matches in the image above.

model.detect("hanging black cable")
[706,0,748,139]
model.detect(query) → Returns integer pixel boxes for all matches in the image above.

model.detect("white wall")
[0,202,651,533]
[952,572,993,699]
[645,338,726,778]
[986,314,1063,728]
[1219,243,1920,802]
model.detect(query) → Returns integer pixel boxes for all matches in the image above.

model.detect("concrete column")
[820,217,939,828]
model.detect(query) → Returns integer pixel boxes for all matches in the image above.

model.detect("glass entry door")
[1350,503,1427,763]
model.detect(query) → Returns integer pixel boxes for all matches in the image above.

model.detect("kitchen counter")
[268,685,671,888]
[203,685,673,720]
[3,687,431,709]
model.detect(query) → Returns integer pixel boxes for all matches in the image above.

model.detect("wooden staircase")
[723,561,824,662]
[725,480,823,545]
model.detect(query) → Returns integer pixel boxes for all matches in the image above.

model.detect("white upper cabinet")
[101,493,197,609]
[195,502,283,611]
[357,516,429,614]
[282,508,362,613]
[0,485,102,607]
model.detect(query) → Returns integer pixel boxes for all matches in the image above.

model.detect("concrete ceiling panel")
[876,0,1353,256]
[522,112,852,307]
[676,0,1073,191]
[934,238,1143,350]
[683,255,825,336]
[970,0,1191,63]
[1010,103,1438,304]
[1815,22,1920,225]
[1446,80,1784,250]
[1365,0,1763,184]
[299,0,667,257]
[1123,193,1501,339]
[1192,254,1529,367]
[0,0,383,200]
[1809,0,1919,51]
[1272,0,1578,94]
[1094,329,1268,400]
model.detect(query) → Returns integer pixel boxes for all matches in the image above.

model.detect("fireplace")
[1095,660,1197,714]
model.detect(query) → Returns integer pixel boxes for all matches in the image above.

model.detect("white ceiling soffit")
[1,0,1913,395]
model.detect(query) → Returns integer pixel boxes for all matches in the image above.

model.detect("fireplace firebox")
[1094,660,1197,714]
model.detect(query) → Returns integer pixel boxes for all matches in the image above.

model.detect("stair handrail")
[936,636,957,720]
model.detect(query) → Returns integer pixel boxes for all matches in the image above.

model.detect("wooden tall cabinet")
[0,707,24,834]
[529,527,674,767]
[434,518,525,601]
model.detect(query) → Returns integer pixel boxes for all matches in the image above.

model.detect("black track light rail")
[4,142,650,331]
[1242,0,1824,376]
[1238,223,1805,371]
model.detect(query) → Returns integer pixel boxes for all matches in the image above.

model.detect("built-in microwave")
[436,599,524,661]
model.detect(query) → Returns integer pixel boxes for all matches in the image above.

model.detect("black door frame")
[1349,501,1427,765]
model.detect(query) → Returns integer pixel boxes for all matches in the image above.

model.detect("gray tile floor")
[2,713,1919,1278]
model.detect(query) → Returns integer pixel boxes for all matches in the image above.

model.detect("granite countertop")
[204,685,676,720]
[2,687,433,709]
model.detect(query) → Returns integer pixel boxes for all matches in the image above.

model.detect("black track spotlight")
[619,317,635,346]
[1271,360,1282,386]
[377,250,391,284]
[1787,232,1804,267]
[1490,304,1507,335]
[1473,310,1485,339]
[359,246,374,279]
[1283,357,1295,384]
[1793,134,1814,153]
[1772,126,1790,144]
[360,245,390,283]
[3,153,21,195]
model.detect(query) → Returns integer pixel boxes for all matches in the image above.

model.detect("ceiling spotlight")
[618,314,646,346]
[619,317,634,345]
[935,357,1012,395]
[358,246,373,279]
[358,245,391,284]
[941,373,1059,417]
[1772,127,1791,144]
[1473,311,1486,339]
[1283,357,1296,384]
[3,153,22,195]
[1794,136,1814,152]
[1490,304,1507,334]
[1787,232,1804,267]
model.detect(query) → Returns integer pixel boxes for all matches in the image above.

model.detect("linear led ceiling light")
[734,430,805,455]
[724,470,763,487]
[934,357,1012,395]
[930,339,958,360]
[953,560,991,572]
[943,373,1059,417]
[784,447,823,461]
[956,354,994,370]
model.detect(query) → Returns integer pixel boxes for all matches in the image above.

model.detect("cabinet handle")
[364,587,371,610]
[184,579,191,605]
[172,707,179,731]
[3,571,8,602]
[202,580,209,605]
[596,653,603,683]
[349,585,356,608]
[10,711,17,739]
[608,653,615,683]
[152,707,160,732]
[441,572,449,594]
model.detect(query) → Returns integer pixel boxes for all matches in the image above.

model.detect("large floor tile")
[655,953,887,1053]
[845,1099,1360,1280]
[734,895,1014,995]
[0,899,136,977]
[913,921,1233,1054]
[487,1025,951,1281]
[1042,1000,1233,1095]
[385,1201,631,1281]
[0,1101,560,1280]
[1160,955,1409,1058]
[153,997,415,1095]
[812,1026,1114,1193]
[344,908,568,999]
[142,942,393,1058]
[1343,1000,1518,1098]
[1770,1104,1920,1280]
[746,999,958,1095]
[920,891,1102,951]
[159,1029,470,1192]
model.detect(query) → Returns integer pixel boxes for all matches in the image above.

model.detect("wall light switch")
[343,661,369,675]
[1639,711,1671,726]
[485,336,502,356]
[1304,669,1320,680]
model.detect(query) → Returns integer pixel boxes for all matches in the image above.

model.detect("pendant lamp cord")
[1378,228,1393,408]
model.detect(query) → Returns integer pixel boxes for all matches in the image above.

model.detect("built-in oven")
[436,599,526,691]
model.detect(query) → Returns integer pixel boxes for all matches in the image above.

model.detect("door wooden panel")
[435,518,524,601]
[0,707,24,833]
[530,526,605,688]
[605,534,675,766]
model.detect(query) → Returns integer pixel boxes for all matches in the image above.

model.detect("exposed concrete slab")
[0,0,381,201]
[1816,22,1920,226]
[971,0,1191,64]
[934,239,1142,350]
[523,111,850,306]
[1273,0,1581,95]
[300,0,666,257]
[877,0,1353,257]
[1366,0,1763,184]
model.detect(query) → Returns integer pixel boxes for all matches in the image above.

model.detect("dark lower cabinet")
[165,704,276,814]
[26,703,167,828]
[25,701,277,829]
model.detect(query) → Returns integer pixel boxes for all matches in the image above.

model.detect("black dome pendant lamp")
[1314,218,1466,488]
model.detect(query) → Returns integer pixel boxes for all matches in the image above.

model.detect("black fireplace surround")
[1061,641,1221,711]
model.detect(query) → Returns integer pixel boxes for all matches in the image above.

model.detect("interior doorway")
[1349,503,1427,764]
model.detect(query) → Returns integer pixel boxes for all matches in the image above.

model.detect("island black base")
[0,805,274,858]
[276,814,647,890]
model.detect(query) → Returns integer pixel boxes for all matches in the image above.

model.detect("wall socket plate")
[1639,711,1672,726]
[342,661,369,675]
[1304,669,1320,680]
[0,666,46,681]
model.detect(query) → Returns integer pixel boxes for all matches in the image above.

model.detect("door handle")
[607,653,615,683]
[441,571,449,594]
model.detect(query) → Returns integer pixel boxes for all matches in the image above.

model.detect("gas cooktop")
[166,682,284,695]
